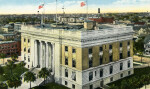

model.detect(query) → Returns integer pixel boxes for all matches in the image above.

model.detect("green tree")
[19,61,26,73]
[141,75,150,89]
[39,67,50,85]
[11,53,18,62]
[6,75,22,89]
[0,53,6,65]
[0,65,4,75]
[6,60,16,75]
[0,83,8,89]
[109,84,119,89]
[24,71,36,89]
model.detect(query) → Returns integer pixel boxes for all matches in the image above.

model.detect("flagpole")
[86,0,88,20]
[56,0,58,27]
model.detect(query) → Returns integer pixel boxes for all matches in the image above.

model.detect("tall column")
[40,41,43,68]
[46,42,49,68]
[34,40,37,67]
[52,43,55,73]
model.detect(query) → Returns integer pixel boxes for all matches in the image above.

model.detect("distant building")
[89,17,114,24]
[2,24,14,33]
[0,41,21,57]
[144,35,150,55]
[14,22,22,31]
[0,34,15,40]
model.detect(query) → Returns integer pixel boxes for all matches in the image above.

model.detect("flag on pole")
[39,4,44,9]
[80,2,86,7]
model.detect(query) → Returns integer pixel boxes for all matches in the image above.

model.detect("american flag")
[39,4,44,9]
[80,2,86,7]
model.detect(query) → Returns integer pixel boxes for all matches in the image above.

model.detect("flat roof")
[0,41,15,44]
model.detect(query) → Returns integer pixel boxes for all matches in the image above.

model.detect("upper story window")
[24,38,26,42]
[72,72,76,81]
[128,51,130,57]
[120,63,123,70]
[100,56,103,65]
[72,59,76,68]
[120,43,122,47]
[109,55,113,62]
[65,57,68,65]
[89,48,93,54]
[89,72,93,81]
[28,57,30,62]
[28,48,30,53]
[109,66,113,74]
[128,41,130,46]
[99,46,103,52]
[24,48,26,52]
[28,39,30,43]
[128,61,130,68]
[120,53,123,59]
[65,69,68,77]
[89,57,93,68]
[100,69,103,77]
[109,45,112,49]
[65,46,68,52]
[72,48,76,53]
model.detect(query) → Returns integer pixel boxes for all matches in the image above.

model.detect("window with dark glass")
[28,48,30,53]
[72,72,76,81]
[120,73,123,78]
[65,69,68,77]
[89,58,93,68]
[120,43,122,47]
[72,84,75,89]
[110,77,113,82]
[109,45,112,49]
[128,41,130,46]
[65,81,67,85]
[72,48,76,53]
[89,72,93,81]
[89,48,93,54]
[99,46,103,52]
[100,56,103,65]
[24,38,26,42]
[128,71,131,75]
[110,66,113,74]
[109,55,113,62]
[120,53,123,59]
[128,51,130,57]
[95,71,96,76]
[28,39,30,43]
[65,57,68,65]
[90,85,93,89]
[120,63,123,70]
[72,59,76,68]
[24,48,26,52]
[28,57,30,62]
[65,46,68,52]
[100,69,103,77]
[128,61,130,68]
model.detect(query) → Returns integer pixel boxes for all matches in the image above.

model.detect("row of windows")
[89,61,131,81]
[65,81,75,89]
[24,48,30,53]
[24,38,30,43]
[65,69,76,81]
[65,46,76,53]
[0,44,17,49]
[65,57,76,68]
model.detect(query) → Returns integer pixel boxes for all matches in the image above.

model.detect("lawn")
[32,82,69,89]
[0,63,28,83]
[108,67,150,88]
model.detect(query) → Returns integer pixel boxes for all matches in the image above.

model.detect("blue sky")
[0,0,150,14]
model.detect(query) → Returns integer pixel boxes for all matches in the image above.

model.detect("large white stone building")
[20,22,134,89]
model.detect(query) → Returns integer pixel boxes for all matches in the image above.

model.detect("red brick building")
[0,41,21,57]
[89,17,114,24]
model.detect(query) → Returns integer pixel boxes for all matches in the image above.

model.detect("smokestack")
[98,8,100,18]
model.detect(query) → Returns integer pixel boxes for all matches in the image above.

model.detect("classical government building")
[20,21,134,89]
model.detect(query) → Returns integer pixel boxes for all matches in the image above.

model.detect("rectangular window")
[65,81,67,86]
[65,69,68,77]
[110,66,113,74]
[120,53,123,59]
[89,72,93,81]
[95,71,96,76]
[128,61,130,68]
[72,72,76,81]
[110,77,113,82]
[128,41,130,46]
[128,51,130,57]
[90,85,93,89]
[72,48,76,53]
[65,57,68,65]
[100,69,103,77]
[109,55,113,62]
[89,57,93,68]
[24,38,26,42]
[128,71,131,75]
[72,84,75,89]
[100,56,103,65]
[109,45,112,49]
[89,48,93,54]
[28,39,30,43]
[120,73,123,78]
[99,46,103,52]
[120,63,123,70]
[72,59,76,68]
[120,43,122,47]
[65,46,68,52]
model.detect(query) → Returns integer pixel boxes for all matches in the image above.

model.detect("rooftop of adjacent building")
[0,41,15,44]
[0,33,15,36]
